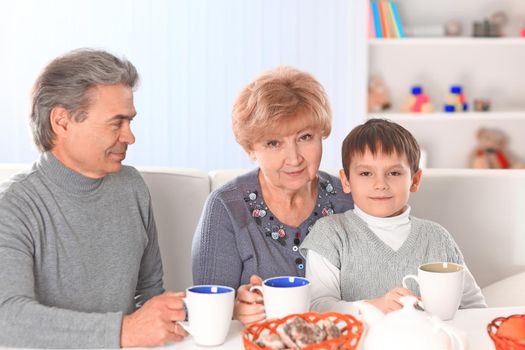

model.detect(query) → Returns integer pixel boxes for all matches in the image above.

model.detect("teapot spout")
[354,301,385,327]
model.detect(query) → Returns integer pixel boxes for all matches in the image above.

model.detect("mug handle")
[402,274,419,289]
[177,297,193,335]
[402,275,425,310]
[177,321,192,335]
[249,285,264,295]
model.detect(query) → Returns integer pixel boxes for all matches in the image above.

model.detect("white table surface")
[1,307,523,350]
[159,306,525,350]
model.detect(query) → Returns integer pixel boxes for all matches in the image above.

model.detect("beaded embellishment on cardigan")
[244,177,338,250]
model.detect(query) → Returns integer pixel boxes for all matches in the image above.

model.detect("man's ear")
[410,168,423,193]
[339,169,351,194]
[49,106,72,138]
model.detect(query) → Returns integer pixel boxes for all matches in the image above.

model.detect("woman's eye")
[266,140,280,148]
[299,133,312,141]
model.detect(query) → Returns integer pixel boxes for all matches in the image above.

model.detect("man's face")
[53,84,136,178]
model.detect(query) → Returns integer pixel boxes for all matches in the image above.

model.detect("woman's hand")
[234,275,265,325]
[367,287,414,314]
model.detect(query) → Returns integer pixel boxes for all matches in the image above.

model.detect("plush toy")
[469,127,524,169]
[367,77,391,113]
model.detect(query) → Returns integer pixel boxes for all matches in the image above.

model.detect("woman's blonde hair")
[232,66,332,152]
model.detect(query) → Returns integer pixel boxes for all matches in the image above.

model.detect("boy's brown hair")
[341,118,420,177]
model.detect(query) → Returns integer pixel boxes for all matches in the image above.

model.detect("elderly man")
[0,49,187,348]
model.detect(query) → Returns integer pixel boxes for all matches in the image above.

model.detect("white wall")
[0,0,367,171]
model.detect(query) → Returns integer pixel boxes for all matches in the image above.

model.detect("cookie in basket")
[242,312,363,350]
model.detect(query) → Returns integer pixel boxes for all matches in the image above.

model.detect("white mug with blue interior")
[250,276,311,319]
[181,285,235,346]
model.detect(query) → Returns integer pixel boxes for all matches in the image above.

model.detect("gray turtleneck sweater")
[0,152,163,348]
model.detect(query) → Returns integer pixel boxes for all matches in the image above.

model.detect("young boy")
[300,119,486,314]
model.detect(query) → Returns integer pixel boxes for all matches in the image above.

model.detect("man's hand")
[121,291,189,347]
[233,275,265,325]
[367,287,414,314]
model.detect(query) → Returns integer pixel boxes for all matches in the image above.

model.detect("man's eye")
[299,133,312,141]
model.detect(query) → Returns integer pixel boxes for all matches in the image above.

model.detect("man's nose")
[120,123,135,145]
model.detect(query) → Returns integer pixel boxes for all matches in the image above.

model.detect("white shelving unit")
[365,0,525,168]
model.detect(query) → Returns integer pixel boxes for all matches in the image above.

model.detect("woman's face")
[248,114,323,194]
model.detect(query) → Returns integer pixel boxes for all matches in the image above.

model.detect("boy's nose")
[374,178,389,190]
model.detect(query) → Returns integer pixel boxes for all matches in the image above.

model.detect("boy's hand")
[366,287,414,313]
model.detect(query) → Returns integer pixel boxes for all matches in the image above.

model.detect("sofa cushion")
[139,167,209,291]
[481,272,525,307]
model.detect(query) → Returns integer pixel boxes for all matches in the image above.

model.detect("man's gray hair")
[30,48,139,152]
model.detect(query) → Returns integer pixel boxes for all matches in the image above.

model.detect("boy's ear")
[339,169,352,194]
[410,168,423,193]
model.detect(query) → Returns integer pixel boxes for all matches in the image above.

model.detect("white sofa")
[1,165,525,307]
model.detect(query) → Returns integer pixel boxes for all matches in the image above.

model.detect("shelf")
[369,37,525,46]
[367,111,525,122]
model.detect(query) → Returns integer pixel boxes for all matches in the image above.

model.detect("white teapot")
[355,295,466,350]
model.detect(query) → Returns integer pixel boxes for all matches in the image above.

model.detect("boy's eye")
[359,171,372,176]
[299,133,312,141]
[389,171,402,176]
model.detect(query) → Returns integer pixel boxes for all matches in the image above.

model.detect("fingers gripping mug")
[402,262,465,321]
[180,285,235,346]
[250,276,311,319]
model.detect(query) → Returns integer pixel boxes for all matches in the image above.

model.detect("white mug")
[250,276,310,319]
[181,285,234,346]
[402,262,465,321]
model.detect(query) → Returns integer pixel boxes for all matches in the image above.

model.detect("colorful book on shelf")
[377,1,390,38]
[384,1,397,38]
[371,1,383,38]
[368,1,376,38]
[390,2,405,38]
[369,0,405,39]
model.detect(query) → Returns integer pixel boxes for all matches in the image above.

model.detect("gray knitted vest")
[300,210,464,301]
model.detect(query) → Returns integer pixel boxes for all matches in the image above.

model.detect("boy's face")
[339,148,422,218]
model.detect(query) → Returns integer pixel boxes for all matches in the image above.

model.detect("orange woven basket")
[242,312,363,350]
[488,314,525,350]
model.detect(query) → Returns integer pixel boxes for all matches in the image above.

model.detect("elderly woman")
[192,66,354,324]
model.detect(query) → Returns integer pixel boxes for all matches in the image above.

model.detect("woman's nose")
[285,143,302,165]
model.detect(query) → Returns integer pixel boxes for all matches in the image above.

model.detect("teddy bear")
[367,76,391,113]
[469,127,524,169]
